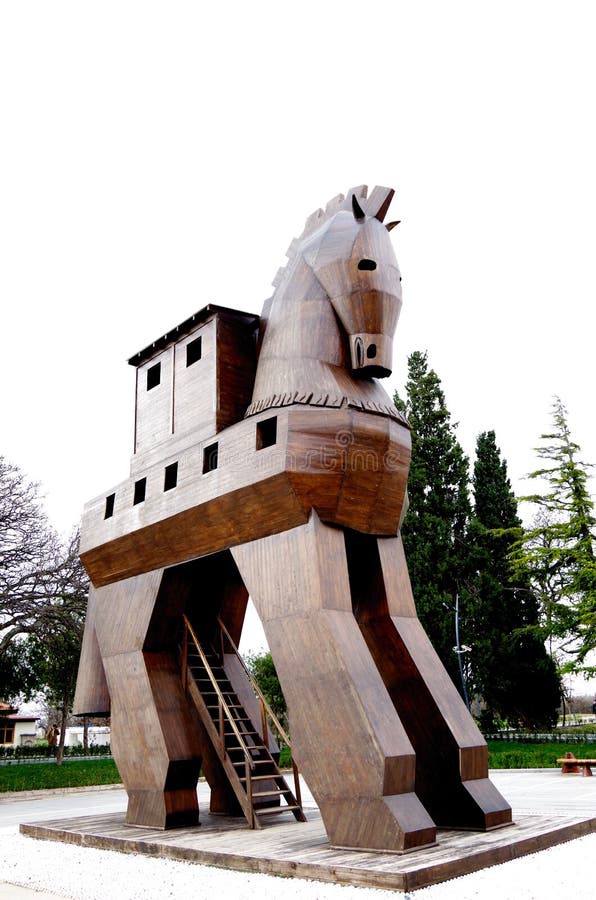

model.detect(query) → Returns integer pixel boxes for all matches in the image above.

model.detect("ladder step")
[205,704,248,713]
[234,759,280,778]
[227,751,267,760]
[227,744,266,753]
[212,725,258,736]
[254,805,301,817]
[225,731,265,750]
[191,667,226,675]
[190,662,217,668]
[209,715,255,725]
[252,789,294,799]
[185,630,304,827]
[238,773,283,782]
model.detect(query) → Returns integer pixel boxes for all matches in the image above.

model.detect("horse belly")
[79,407,410,588]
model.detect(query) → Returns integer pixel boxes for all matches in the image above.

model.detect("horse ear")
[386,220,401,232]
[368,186,395,222]
[351,193,366,221]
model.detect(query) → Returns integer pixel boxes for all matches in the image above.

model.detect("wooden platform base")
[20,807,596,892]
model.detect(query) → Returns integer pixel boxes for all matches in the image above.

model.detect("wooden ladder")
[183,615,306,829]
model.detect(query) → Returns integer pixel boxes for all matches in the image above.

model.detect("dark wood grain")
[20,809,596,893]
[232,511,436,851]
[74,186,510,845]
[72,586,110,716]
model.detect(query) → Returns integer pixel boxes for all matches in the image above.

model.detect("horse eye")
[358,259,377,271]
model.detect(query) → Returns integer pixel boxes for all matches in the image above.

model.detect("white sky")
[2,3,595,678]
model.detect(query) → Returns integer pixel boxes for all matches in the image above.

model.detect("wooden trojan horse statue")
[74,185,511,852]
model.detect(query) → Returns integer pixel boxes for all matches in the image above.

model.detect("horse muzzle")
[349,333,393,378]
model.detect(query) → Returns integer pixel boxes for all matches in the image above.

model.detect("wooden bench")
[557,752,596,775]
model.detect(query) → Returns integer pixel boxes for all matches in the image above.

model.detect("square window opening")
[203,442,218,473]
[186,336,202,367]
[256,416,277,450]
[104,493,116,519]
[164,462,178,491]
[133,477,147,505]
[146,362,161,391]
[0,725,15,745]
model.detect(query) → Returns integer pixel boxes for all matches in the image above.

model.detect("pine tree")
[394,351,471,688]
[469,431,560,729]
[515,398,596,675]
[246,650,287,731]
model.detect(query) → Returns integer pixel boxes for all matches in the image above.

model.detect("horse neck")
[248,256,395,418]
[251,257,345,402]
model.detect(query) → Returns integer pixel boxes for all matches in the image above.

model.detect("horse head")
[301,187,402,378]
[248,185,404,418]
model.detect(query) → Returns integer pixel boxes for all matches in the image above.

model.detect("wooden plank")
[19,811,596,893]
[232,512,436,852]
[79,407,410,588]
[73,188,514,846]
[215,314,257,432]
[72,586,110,715]
[135,346,174,454]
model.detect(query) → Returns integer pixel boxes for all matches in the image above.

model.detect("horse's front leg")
[232,510,436,852]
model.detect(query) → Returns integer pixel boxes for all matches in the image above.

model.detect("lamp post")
[454,590,471,711]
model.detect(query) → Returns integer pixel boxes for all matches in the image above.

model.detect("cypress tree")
[469,431,560,729]
[394,351,471,688]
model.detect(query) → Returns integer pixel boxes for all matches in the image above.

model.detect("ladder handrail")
[183,615,255,780]
[217,617,303,813]
[217,616,292,749]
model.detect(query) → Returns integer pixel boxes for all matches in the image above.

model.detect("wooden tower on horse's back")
[74,185,511,851]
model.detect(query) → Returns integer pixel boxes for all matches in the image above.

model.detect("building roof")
[127,304,260,368]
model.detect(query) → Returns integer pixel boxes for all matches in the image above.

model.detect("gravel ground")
[1,774,594,899]
[2,829,596,900]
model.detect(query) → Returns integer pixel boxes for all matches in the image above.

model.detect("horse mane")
[271,184,395,290]
[252,183,407,426]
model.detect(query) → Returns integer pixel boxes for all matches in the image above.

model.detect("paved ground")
[0,887,64,900]
[1,771,596,898]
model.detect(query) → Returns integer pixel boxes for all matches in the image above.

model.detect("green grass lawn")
[0,758,121,793]
[487,740,595,769]
[1,742,592,794]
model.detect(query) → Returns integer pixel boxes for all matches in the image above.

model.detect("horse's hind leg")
[232,510,436,852]
[348,531,512,830]
[73,586,110,718]
[91,569,204,828]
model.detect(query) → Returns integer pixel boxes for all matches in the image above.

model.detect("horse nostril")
[358,259,377,271]
[355,338,364,367]
[366,344,377,359]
